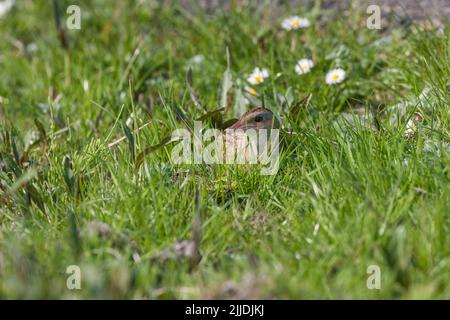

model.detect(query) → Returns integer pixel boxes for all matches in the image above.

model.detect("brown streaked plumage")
[224,107,280,162]
[228,107,280,131]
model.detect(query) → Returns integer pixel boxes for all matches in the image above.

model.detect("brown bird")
[227,107,280,131]
[224,107,280,164]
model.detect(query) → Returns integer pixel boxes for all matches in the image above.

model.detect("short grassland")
[0,1,449,299]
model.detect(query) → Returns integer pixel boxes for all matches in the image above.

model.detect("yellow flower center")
[254,75,262,83]
[332,74,340,80]
[249,88,257,95]
[290,20,299,28]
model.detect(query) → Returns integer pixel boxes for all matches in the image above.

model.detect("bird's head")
[228,107,280,131]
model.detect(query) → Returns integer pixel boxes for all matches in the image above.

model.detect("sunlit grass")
[0,1,448,299]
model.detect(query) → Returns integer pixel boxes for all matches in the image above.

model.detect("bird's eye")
[254,115,263,122]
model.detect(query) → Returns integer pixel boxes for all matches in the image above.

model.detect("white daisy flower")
[404,119,416,136]
[0,0,14,18]
[185,54,205,70]
[403,112,423,138]
[190,54,204,64]
[281,16,310,31]
[247,67,269,85]
[83,80,89,92]
[26,43,38,53]
[295,59,314,75]
[244,86,258,96]
[325,68,346,85]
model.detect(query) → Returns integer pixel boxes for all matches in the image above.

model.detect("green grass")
[0,0,449,299]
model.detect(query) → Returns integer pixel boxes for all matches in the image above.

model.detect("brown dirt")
[180,0,449,24]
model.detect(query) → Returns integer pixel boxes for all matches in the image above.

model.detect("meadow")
[0,0,449,299]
